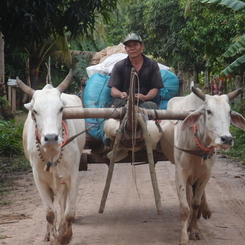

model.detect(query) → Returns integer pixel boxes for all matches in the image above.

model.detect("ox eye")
[206,110,212,115]
[33,110,38,115]
[59,107,64,113]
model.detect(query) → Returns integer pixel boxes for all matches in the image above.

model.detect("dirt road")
[1,157,245,245]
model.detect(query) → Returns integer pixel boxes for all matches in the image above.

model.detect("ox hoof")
[198,207,212,220]
[50,238,61,245]
[179,240,189,245]
[202,209,212,220]
[189,231,204,240]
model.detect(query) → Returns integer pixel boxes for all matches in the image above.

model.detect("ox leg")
[175,166,190,245]
[57,177,79,245]
[188,180,209,241]
[197,190,212,220]
[33,175,57,242]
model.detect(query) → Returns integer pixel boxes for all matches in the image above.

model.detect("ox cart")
[17,67,245,245]
[76,67,181,170]
[63,68,186,214]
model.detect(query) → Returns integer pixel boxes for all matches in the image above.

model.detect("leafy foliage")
[221,34,245,75]
[0,119,23,157]
[0,117,30,184]
[123,0,244,75]
[202,0,245,11]
[203,0,245,75]
[226,126,245,162]
[0,0,119,88]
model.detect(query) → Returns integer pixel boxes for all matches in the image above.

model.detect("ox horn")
[227,88,242,101]
[191,82,205,101]
[56,69,74,93]
[16,77,35,98]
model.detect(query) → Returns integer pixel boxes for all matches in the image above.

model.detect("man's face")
[125,41,144,58]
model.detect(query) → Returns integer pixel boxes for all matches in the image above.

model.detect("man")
[108,32,163,109]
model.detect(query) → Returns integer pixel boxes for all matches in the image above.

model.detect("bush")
[0,119,23,157]
[0,118,30,188]
[225,125,245,163]
[0,118,30,172]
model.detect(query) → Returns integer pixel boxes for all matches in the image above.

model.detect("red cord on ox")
[35,120,69,147]
[193,124,216,152]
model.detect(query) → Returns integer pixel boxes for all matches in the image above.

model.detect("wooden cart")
[62,69,189,214]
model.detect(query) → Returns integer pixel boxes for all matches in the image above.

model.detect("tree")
[0,0,118,88]
[124,0,244,82]
[203,0,245,75]
[0,31,4,97]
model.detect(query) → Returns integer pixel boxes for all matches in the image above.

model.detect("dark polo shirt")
[108,54,163,95]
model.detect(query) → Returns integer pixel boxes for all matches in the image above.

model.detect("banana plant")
[203,0,245,75]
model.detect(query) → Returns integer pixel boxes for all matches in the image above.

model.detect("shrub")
[225,125,245,163]
[0,119,23,157]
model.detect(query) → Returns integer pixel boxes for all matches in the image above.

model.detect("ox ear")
[24,101,33,111]
[231,111,245,131]
[181,108,204,130]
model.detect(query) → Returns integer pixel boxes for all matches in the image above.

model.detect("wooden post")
[137,114,163,214]
[99,118,125,213]
[7,79,17,112]
[11,87,16,112]
[8,86,11,105]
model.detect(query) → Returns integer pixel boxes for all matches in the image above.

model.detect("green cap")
[123,33,143,45]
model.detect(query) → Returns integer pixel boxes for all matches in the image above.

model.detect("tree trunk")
[177,62,184,96]
[204,68,210,94]
[0,31,14,119]
[22,58,32,103]
[193,64,199,84]
[30,67,39,90]
[234,75,242,105]
[0,31,6,98]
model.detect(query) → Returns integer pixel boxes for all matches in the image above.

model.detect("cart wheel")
[79,153,88,171]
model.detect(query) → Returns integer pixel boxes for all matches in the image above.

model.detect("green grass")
[0,112,30,204]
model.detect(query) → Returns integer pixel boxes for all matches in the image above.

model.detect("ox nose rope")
[35,121,68,172]
[193,124,216,152]
[159,121,216,162]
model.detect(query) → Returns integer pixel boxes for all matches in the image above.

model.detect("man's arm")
[111,87,128,99]
[135,88,159,101]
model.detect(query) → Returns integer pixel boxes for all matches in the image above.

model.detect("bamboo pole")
[63,107,190,120]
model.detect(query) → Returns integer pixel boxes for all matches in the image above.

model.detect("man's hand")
[121,92,128,98]
[134,93,145,101]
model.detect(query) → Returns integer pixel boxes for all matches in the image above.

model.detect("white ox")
[17,71,85,245]
[160,83,245,245]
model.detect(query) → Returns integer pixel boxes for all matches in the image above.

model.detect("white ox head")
[181,84,245,149]
[17,70,73,150]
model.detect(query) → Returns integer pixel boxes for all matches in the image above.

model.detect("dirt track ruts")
[1,156,245,245]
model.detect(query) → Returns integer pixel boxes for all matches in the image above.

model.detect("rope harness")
[160,122,216,163]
